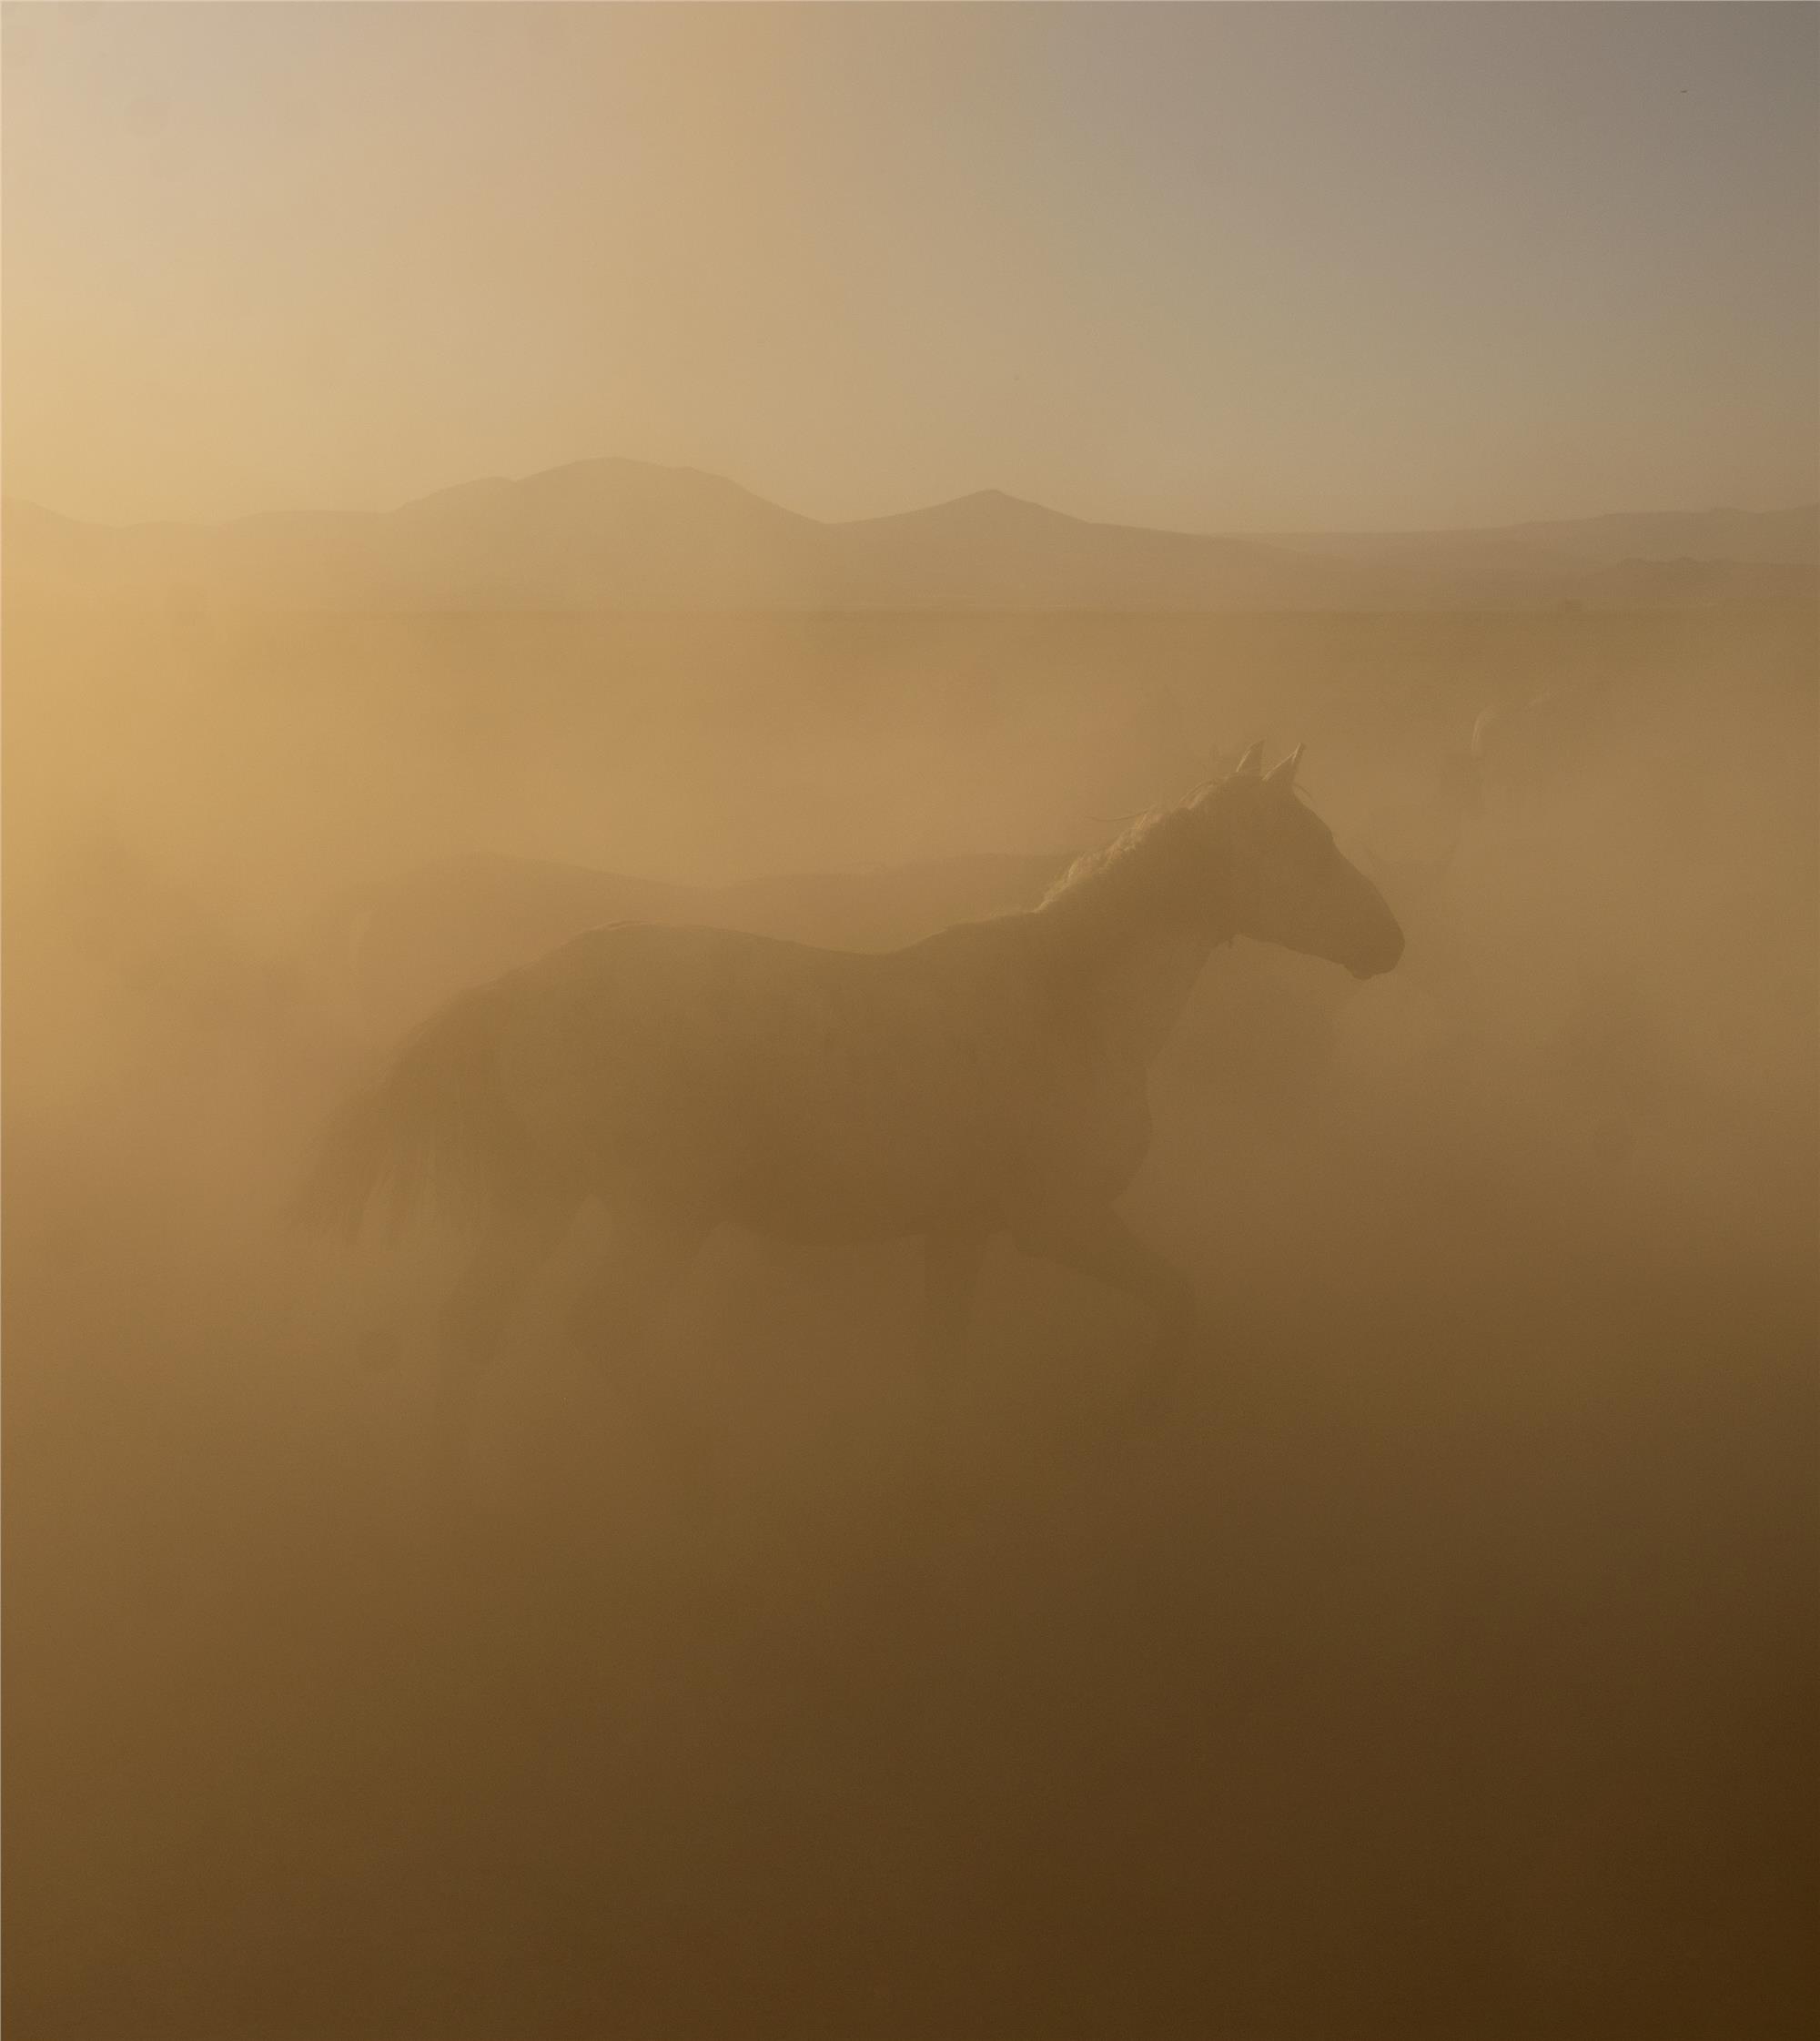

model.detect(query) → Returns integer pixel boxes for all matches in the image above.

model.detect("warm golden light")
[4,9,1815,2041]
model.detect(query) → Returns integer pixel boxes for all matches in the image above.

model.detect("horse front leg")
[434,1194,573,1511]
[569,1201,711,1483]
[921,1228,988,1417]
[1011,1202,1198,1420]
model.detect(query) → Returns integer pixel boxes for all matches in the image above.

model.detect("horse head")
[1198,743,1405,980]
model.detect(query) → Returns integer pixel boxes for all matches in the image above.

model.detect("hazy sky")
[5,3,1816,532]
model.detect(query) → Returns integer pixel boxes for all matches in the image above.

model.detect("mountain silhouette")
[6,460,1815,611]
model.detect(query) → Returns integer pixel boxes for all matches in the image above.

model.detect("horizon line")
[6,457,1817,545]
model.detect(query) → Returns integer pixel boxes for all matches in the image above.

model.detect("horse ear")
[1232,742,1265,778]
[1266,743,1305,791]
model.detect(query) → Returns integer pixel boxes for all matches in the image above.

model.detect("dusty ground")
[5,603,1815,2039]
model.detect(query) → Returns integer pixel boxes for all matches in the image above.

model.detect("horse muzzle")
[1349,925,1406,979]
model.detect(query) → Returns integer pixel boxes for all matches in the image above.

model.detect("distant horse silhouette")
[1468,676,1643,813]
[296,744,1401,1474]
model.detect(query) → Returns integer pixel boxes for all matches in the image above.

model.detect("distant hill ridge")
[6,459,1815,612]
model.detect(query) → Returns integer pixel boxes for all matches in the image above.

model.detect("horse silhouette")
[309,847,1068,1041]
[296,744,1401,1475]
[301,749,1264,1041]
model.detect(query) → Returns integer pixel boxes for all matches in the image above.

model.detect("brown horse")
[297,744,1401,1470]
[308,846,1068,1040]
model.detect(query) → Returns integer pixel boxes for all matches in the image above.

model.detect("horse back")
[484,917,1144,1236]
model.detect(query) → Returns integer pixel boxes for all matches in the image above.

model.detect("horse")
[294,743,1402,1476]
[305,847,1069,1041]
[298,750,1262,1041]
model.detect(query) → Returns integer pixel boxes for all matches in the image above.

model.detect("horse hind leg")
[432,1193,573,1511]
[567,1200,712,1484]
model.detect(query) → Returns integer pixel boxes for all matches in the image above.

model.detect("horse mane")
[1037,767,1258,913]
[1036,762,1326,952]
[1039,801,1196,909]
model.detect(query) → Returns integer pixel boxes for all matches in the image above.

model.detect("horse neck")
[1033,817,1232,1068]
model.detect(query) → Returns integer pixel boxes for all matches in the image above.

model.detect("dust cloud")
[5,600,1816,2038]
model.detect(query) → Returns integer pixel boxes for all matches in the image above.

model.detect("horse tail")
[288,985,511,1241]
